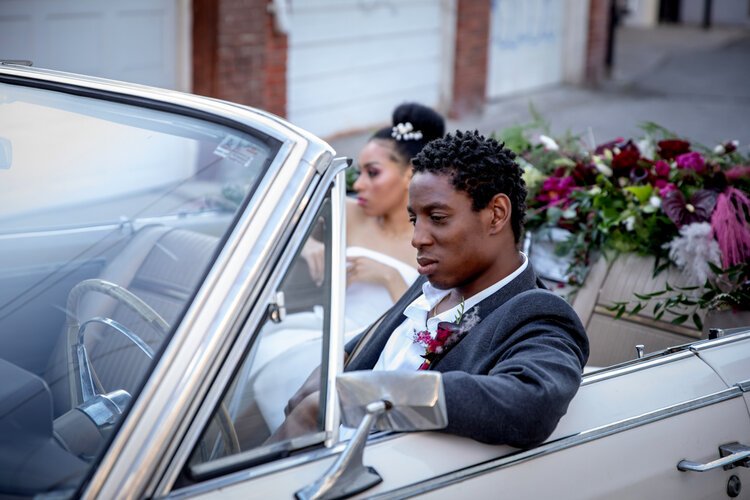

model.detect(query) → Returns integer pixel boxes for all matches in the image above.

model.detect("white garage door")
[0,0,188,91]
[287,0,450,139]
[486,0,565,99]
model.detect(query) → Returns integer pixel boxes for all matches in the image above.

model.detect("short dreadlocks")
[411,130,527,243]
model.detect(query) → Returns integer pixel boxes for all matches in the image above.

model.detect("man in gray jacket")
[286,130,588,447]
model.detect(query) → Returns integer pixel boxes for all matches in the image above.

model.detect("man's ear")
[487,193,511,235]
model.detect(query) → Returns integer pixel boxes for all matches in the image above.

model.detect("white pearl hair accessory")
[391,122,424,141]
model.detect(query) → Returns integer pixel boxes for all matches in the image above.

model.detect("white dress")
[240,247,419,433]
[344,246,420,330]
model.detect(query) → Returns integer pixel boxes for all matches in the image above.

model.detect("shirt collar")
[402,252,528,332]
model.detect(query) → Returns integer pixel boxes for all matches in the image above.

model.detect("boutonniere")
[412,300,479,370]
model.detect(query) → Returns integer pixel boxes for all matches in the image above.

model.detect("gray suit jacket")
[345,263,589,448]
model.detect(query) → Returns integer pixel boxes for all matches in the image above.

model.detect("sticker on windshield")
[214,135,260,168]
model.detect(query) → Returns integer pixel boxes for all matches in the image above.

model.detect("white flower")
[521,161,545,189]
[592,155,613,177]
[539,135,559,151]
[667,222,722,284]
[624,215,636,231]
[588,185,602,196]
[714,144,725,154]
[637,138,655,160]
[649,195,661,209]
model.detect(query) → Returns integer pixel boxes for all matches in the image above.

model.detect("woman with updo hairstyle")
[305,102,445,331]
[255,103,444,432]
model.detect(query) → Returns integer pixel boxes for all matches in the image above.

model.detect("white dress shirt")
[373,252,528,371]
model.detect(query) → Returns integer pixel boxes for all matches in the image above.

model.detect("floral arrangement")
[412,300,479,370]
[496,113,750,330]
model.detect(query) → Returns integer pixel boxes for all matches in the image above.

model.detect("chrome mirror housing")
[337,370,448,432]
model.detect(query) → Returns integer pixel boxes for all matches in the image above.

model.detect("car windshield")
[0,80,279,497]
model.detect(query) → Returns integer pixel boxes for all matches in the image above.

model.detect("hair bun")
[391,102,445,143]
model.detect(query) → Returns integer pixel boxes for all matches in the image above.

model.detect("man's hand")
[267,391,321,444]
[301,238,325,286]
[285,365,322,417]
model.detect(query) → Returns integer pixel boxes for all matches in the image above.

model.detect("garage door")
[0,0,187,91]
[287,0,449,139]
[486,0,564,99]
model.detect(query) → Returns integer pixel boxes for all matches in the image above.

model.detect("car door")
[164,332,750,499]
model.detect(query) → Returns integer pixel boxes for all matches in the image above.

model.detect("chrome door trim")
[372,386,746,500]
[323,166,349,447]
[582,350,695,385]
[581,328,750,386]
[168,441,351,499]
[689,329,750,351]
[154,158,348,496]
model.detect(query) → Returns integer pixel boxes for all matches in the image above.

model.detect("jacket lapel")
[428,264,540,369]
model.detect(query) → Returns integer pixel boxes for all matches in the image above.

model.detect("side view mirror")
[297,370,447,500]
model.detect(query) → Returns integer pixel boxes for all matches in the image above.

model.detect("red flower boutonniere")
[413,300,478,370]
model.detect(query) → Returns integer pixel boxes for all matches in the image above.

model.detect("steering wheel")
[64,279,240,454]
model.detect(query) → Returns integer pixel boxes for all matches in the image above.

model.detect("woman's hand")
[347,256,408,301]
[301,238,325,286]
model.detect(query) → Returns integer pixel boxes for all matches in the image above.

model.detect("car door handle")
[678,443,750,472]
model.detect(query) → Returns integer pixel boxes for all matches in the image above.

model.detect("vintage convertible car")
[1,63,750,500]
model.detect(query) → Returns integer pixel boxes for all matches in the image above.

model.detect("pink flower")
[653,160,671,178]
[537,175,576,204]
[658,183,678,197]
[676,152,706,173]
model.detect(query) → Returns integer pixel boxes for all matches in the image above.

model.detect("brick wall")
[450,0,491,118]
[586,0,613,85]
[192,0,287,117]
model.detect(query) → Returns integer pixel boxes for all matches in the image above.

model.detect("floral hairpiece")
[391,122,424,141]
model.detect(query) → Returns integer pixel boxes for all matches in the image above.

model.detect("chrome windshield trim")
[87,133,336,500]
[85,134,304,499]
[581,350,695,385]
[373,386,744,500]
[153,157,347,495]
[0,65,330,161]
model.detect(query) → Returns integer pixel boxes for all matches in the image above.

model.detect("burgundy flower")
[676,151,706,173]
[662,189,718,227]
[611,141,641,176]
[658,139,691,160]
[653,159,671,178]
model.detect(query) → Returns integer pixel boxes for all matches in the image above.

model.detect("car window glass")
[0,81,279,498]
[187,195,333,475]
